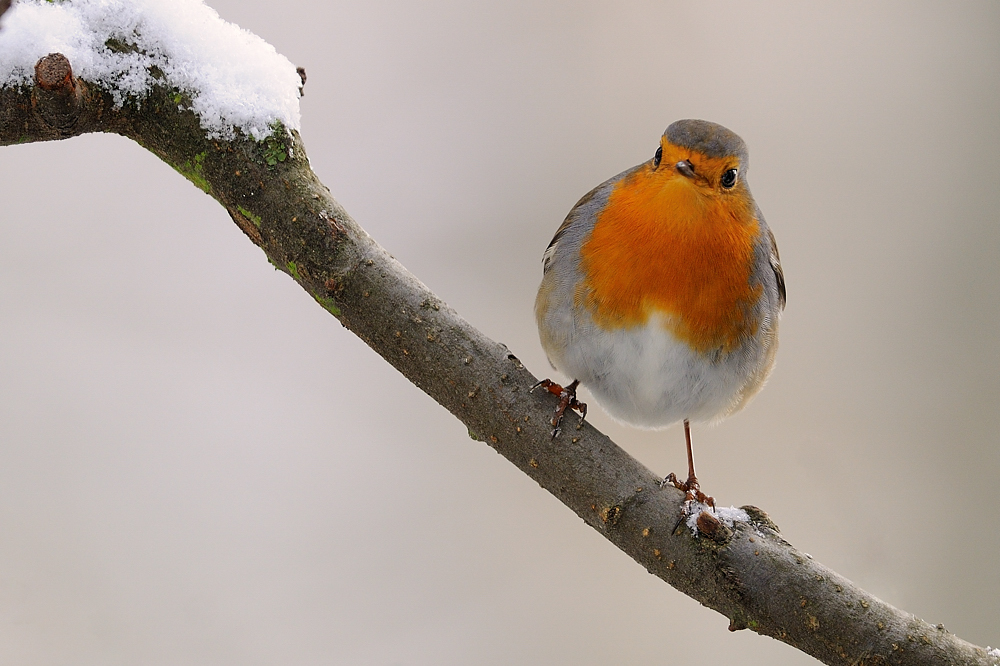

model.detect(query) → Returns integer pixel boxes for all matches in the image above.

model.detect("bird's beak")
[675,160,696,179]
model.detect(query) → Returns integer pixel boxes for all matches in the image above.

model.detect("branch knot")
[32,53,84,132]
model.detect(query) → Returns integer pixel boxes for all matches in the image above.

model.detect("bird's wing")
[541,216,572,273]
[541,186,602,273]
[768,228,786,310]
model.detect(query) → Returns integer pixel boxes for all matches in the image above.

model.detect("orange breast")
[579,159,761,353]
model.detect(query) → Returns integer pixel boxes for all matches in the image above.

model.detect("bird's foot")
[661,472,715,511]
[530,379,587,439]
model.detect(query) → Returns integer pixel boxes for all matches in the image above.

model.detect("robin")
[534,119,785,506]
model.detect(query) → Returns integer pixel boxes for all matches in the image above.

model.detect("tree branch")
[2,53,996,666]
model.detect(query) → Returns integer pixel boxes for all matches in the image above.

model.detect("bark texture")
[1,54,996,666]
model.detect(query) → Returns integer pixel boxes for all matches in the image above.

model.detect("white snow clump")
[0,0,301,140]
[685,503,750,535]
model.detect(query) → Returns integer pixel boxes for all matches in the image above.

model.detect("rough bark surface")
[1,55,996,666]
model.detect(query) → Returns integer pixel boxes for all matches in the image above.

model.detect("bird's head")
[638,119,755,228]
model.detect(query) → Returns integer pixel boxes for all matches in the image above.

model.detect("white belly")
[543,312,767,429]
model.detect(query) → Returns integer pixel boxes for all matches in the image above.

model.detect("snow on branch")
[0,0,300,139]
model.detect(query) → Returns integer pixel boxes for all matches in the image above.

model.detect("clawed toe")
[531,378,587,439]
[661,472,715,510]
[656,419,716,511]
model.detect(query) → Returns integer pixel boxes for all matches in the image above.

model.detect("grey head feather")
[665,119,749,169]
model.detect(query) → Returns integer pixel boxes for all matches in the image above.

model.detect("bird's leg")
[530,379,587,439]
[661,419,715,509]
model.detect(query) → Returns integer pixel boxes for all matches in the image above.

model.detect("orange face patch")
[579,143,761,353]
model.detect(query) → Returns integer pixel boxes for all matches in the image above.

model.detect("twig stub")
[35,53,76,92]
[31,53,85,133]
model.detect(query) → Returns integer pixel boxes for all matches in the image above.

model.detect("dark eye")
[721,168,738,189]
[653,146,662,169]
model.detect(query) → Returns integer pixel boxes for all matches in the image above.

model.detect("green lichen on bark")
[312,294,341,316]
[259,122,289,166]
[237,205,261,228]
[173,150,210,193]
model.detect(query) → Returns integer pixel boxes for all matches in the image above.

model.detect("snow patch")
[0,0,301,139]
[685,502,750,535]
[987,646,1000,661]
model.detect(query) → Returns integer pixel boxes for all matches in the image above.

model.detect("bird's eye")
[721,168,738,189]
[653,146,662,169]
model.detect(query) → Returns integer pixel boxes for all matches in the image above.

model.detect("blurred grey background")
[1,1,999,664]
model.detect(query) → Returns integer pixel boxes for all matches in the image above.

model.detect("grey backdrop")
[1,1,998,664]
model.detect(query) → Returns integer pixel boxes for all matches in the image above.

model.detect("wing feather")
[768,228,786,310]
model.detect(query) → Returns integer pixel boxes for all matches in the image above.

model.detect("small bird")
[534,119,785,506]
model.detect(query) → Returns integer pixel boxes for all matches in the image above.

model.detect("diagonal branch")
[1,53,996,666]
